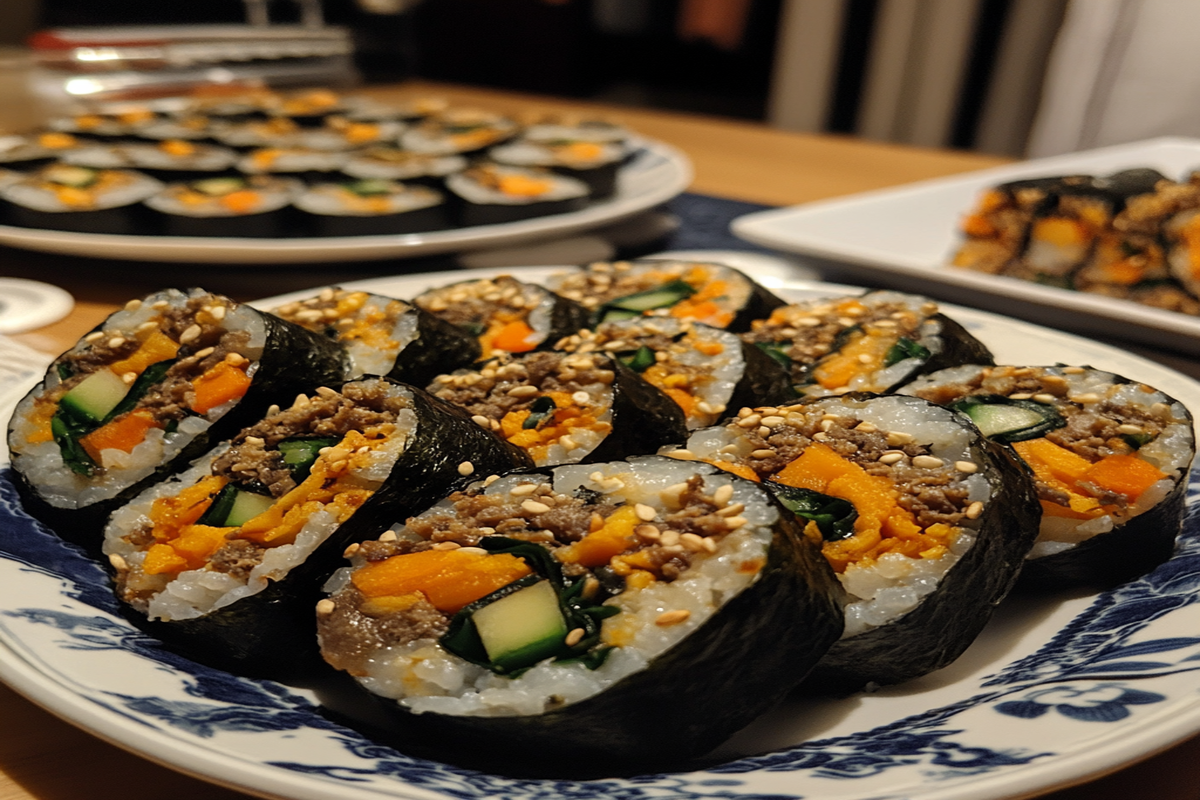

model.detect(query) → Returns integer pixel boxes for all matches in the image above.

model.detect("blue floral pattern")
[0,458,1198,800]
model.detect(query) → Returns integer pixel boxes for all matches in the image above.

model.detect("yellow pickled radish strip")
[149,474,228,542]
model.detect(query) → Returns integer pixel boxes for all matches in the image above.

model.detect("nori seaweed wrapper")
[741,291,993,397]
[269,288,482,385]
[426,350,688,466]
[104,379,533,680]
[899,364,1195,590]
[546,259,786,333]
[412,274,591,358]
[9,289,347,550]
[320,456,844,771]
[803,432,1040,691]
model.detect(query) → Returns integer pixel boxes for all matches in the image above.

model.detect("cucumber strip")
[522,395,557,429]
[618,345,656,373]
[198,484,274,527]
[59,369,131,424]
[102,359,176,423]
[598,307,641,324]
[950,395,1066,444]
[474,580,568,672]
[603,279,696,312]
[278,437,338,481]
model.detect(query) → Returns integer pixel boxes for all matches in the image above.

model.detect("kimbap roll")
[7,288,346,543]
[236,147,349,182]
[427,350,687,467]
[739,291,993,398]
[144,175,302,238]
[900,364,1195,586]
[547,259,786,331]
[0,132,89,170]
[292,117,406,151]
[400,108,517,155]
[102,377,531,677]
[489,138,626,199]
[293,179,449,236]
[269,288,481,382]
[553,317,794,429]
[316,455,843,767]
[445,163,590,226]
[211,117,301,149]
[0,164,162,234]
[672,393,1039,689]
[118,139,240,181]
[412,274,591,358]
[342,147,467,183]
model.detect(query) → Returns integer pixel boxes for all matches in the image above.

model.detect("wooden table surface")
[1,80,1198,800]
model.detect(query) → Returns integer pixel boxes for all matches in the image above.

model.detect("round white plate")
[0,278,73,334]
[0,140,691,265]
[1,266,1199,800]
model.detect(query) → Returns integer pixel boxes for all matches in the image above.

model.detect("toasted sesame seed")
[1008,393,1032,400]
[634,503,657,521]
[458,546,488,555]
[659,529,680,546]
[879,452,905,465]
[124,298,143,311]
[1032,393,1056,404]
[316,599,336,616]
[210,305,227,321]
[1116,424,1143,435]
[750,449,775,459]
[510,483,537,496]
[471,414,491,427]
[1071,393,1101,404]
[886,431,914,446]
[966,501,984,520]
[85,331,105,342]
[507,385,539,397]
[244,436,264,446]
[582,576,600,599]
[108,553,128,571]
[315,386,338,398]
[713,484,734,506]
[724,515,748,529]
[119,371,137,384]
[716,502,745,518]
[564,628,585,647]
[912,455,944,469]
[224,352,247,366]
[572,390,590,404]
[855,422,878,433]
[266,404,280,416]
[179,325,202,344]
[680,533,706,551]
[857,353,873,364]
[107,336,127,349]
[1150,402,1172,418]
[737,414,762,428]
[701,536,718,553]
[1061,366,1085,374]
[343,543,360,558]
[955,460,978,473]
[636,524,660,540]
[292,393,309,408]
[559,435,578,451]
[522,499,551,514]
[484,474,501,485]
[820,419,837,432]
[812,432,830,442]
[432,541,461,550]
[667,449,697,460]
[378,530,398,543]
[458,461,475,476]
[656,609,690,626]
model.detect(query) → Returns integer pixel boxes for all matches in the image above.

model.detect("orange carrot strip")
[191,361,251,414]
[489,320,537,353]
[352,549,532,613]
[108,330,180,377]
[79,410,160,463]
[143,543,189,575]
[556,504,642,568]
[1080,454,1166,501]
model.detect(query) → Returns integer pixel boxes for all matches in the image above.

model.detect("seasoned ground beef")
[428,350,613,421]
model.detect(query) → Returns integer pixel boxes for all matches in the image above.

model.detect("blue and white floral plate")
[1,267,1199,800]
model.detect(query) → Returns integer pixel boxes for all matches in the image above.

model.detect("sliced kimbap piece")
[119,139,239,182]
[0,164,162,234]
[293,179,449,236]
[489,138,626,198]
[412,274,590,358]
[445,162,590,226]
[547,259,786,332]
[270,88,346,126]
[342,147,467,184]
[900,364,1195,586]
[400,108,518,155]
[554,317,794,429]
[210,117,301,149]
[133,113,215,142]
[144,175,302,237]
[521,117,632,145]
[342,94,447,122]
[740,291,993,399]
[102,377,531,677]
[0,132,91,170]
[46,106,159,140]
[270,287,480,382]
[427,350,687,467]
[6,288,346,545]
[315,455,843,767]
[236,147,350,182]
[292,116,406,151]
[673,393,1039,689]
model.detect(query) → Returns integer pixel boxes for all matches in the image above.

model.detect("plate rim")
[2,265,1200,800]
[0,139,692,265]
